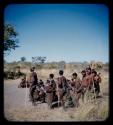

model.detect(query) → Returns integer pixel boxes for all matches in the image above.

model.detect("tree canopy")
[21,57,26,62]
[4,24,19,55]
[32,56,46,64]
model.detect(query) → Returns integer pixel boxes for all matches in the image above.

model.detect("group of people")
[19,66,101,109]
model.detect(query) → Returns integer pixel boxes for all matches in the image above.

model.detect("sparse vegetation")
[4,61,109,121]
[90,61,103,70]
[4,61,108,79]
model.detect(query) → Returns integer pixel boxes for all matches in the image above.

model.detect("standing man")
[26,67,38,105]
[45,74,56,109]
[70,72,82,107]
[56,70,68,107]
[85,67,95,101]
[85,67,96,90]
[81,70,90,102]
[92,70,101,97]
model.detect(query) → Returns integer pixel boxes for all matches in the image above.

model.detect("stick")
[25,81,28,108]
[56,81,60,107]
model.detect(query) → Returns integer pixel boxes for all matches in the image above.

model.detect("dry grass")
[4,68,109,121]
[5,99,109,121]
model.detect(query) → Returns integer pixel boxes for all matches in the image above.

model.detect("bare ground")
[4,73,109,121]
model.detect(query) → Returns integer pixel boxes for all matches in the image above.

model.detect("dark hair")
[81,70,86,73]
[46,79,50,83]
[92,70,97,75]
[59,70,63,75]
[30,68,34,72]
[32,67,35,69]
[86,67,91,71]
[91,69,96,73]
[39,79,44,85]
[72,72,77,77]
[49,74,54,78]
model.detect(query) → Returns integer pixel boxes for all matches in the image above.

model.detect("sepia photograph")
[4,4,109,121]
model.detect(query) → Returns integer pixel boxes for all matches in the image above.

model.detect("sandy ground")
[4,74,109,121]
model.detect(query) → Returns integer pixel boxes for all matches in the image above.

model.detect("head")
[40,79,42,82]
[59,70,64,76]
[39,79,44,85]
[30,66,36,72]
[46,79,50,84]
[91,69,96,73]
[86,67,91,75]
[92,70,97,76]
[49,74,54,79]
[72,72,77,79]
[81,70,86,76]
[30,67,34,72]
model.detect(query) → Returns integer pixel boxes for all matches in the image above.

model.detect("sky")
[4,4,109,63]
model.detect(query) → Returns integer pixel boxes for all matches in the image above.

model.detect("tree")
[31,56,46,69]
[21,57,26,62]
[40,57,46,64]
[32,56,46,64]
[32,57,39,64]
[4,24,19,55]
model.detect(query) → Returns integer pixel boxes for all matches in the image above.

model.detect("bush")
[48,63,58,69]
[35,64,43,69]
[4,70,26,79]
[38,63,58,69]
[4,71,10,79]
[15,71,26,79]
[7,71,15,79]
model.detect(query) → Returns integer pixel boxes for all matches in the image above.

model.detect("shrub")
[4,70,26,79]
[15,71,26,79]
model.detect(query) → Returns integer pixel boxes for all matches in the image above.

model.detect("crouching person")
[18,76,26,88]
[38,80,46,103]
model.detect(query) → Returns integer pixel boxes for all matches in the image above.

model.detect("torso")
[88,74,94,88]
[45,79,56,93]
[81,75,89,88]
[93,75,101,84]
[57,76,67,89]
[70,77,81,89]
[27,72,38,86]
